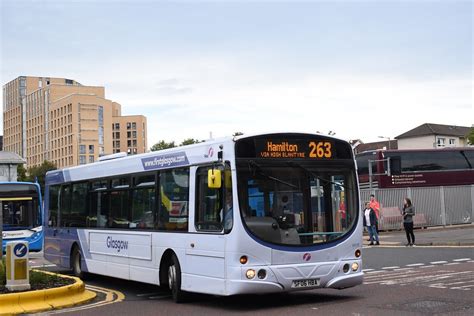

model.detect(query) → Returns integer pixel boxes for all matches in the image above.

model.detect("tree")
[468,127,474,146]
[180,138,202,146]
[150,140,176,151]
[17,164,28,181]
[26,160,57,195]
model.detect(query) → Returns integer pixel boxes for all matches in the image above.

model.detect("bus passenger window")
[130,174,155,229]
[48,185,60,227]
[158,168,189,231]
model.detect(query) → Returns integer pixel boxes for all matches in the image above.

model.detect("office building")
[3,76,148,168]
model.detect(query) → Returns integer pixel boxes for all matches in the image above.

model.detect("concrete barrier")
[0,270,95,315]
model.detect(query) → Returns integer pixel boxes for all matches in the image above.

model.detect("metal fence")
[360,185,474,230]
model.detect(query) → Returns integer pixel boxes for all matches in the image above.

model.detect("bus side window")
[158,168,189,231]
[48,185,60,227]
[60,185,72,227]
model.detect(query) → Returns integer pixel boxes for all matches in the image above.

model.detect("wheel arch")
[159,248,177,287]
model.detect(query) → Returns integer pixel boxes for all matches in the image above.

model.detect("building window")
[89,155,94,163]
[127,122,131,129]
[98,106,104,126]
[99,146,104,155]
[79,145,86,154]
[114,132,120,139]
[132,122,136,130]
[89,145,94,154]
[437,137,446,147]
[98,127,104,145]
[115,123,120,130]
[132,131,137,138]
[127,131,131,138]
[449,139,455,146]
[79,155,86,164]
[127,140,132,147]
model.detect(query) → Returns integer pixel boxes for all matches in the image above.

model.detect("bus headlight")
[246,269,256,279]
[352,262,359,272]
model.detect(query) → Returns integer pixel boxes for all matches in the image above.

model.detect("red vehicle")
[356,147,474,189]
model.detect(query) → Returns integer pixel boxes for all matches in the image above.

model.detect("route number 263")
[309,142,332,158]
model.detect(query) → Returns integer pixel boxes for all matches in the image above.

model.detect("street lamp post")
[378,136,391,149]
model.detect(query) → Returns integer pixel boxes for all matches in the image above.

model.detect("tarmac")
[363,223,474,246]
[0,224,472,315]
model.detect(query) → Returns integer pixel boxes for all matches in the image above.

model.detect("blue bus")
[1,182,44,253]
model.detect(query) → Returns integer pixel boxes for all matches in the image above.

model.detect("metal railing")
[360,185,474,230]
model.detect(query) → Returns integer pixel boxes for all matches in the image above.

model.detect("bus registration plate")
[291,278,320,288]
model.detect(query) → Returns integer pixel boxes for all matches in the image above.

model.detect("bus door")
[186,165,230,293]
[45,185,61,264]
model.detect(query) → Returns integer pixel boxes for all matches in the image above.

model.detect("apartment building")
[2,76,148,168]
[111,103,147,155]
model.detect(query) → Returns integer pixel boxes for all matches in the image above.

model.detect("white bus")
[44,133,363,302]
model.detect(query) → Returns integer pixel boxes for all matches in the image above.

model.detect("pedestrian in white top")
[363,202,379,245]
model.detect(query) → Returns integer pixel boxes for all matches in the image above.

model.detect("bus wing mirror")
[208,169,222,189]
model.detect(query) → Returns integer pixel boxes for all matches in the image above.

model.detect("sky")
[1,0,472,148]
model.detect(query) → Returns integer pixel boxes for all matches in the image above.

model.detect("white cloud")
[92,57,471,147]
[2,55,471,149]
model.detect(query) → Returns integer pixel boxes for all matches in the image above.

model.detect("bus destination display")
[256,139,334,159]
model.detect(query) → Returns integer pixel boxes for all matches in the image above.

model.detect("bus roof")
[45,132,351,185]
[46,136,235,185]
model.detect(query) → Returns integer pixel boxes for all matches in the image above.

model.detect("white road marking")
[430,261,448,264]
[443,263,460,266]
[382,266,400,269]
[453,258,471,262]
[362,269,374,272]
[365,270,385,274]
[406,263,424,267]
[31,264,56,268]
[420,265,435,268]
[365,271,472,286]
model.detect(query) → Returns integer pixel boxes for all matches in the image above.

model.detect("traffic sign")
[14,243,28,258]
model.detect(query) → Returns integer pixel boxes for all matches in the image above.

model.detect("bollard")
[6,241,31,291]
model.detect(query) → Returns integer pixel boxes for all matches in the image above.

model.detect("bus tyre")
[71,246,84,279]
[168,254,187,303]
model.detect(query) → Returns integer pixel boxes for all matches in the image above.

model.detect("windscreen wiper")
[248,160,299,189]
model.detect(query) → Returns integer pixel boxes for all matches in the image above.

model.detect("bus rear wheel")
[168,254,187,303]
[71,246,84,279]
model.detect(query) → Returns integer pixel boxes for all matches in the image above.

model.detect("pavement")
[363,223,474,246]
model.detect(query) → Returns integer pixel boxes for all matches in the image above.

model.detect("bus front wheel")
[168,254,187,303]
